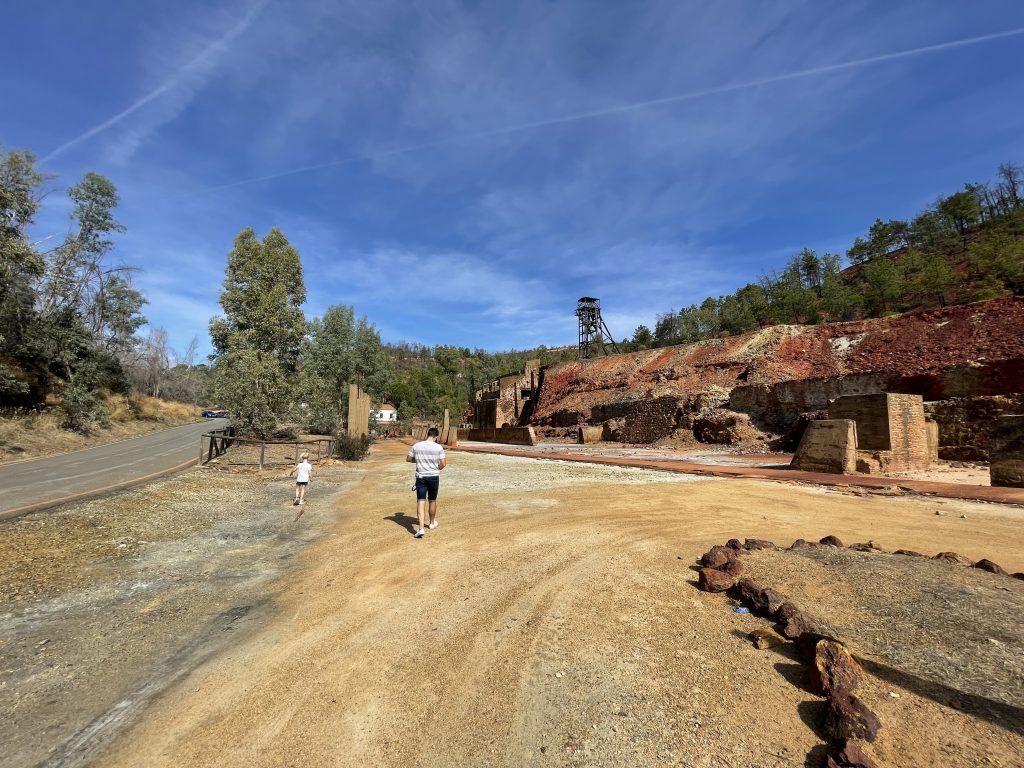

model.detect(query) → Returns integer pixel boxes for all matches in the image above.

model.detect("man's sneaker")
[427,521,439,529]
[413,528,425,538]
[299,499,305,505]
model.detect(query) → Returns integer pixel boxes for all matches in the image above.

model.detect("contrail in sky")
[43,0,270,163]
[197,25,1024,194]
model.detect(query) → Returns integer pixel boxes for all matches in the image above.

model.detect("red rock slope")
[531,297,1024,430]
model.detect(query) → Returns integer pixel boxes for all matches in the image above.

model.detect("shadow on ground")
[383,513,419,534]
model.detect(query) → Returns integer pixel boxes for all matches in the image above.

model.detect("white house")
[372,403,399,422]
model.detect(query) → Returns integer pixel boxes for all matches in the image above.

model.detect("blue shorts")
[415,476,440,501]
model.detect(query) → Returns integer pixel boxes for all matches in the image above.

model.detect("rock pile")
[695,535,886,766]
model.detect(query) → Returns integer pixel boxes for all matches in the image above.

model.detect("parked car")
[202,409,228,418]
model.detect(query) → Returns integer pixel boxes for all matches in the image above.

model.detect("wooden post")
[199,437,205,466]
[259,442,265,469]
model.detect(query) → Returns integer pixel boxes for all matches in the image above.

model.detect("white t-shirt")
[409,440,445,477]
[295,460,312,483]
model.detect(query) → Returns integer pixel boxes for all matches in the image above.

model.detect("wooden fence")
[198,429,337,469]
[199,426,236,465]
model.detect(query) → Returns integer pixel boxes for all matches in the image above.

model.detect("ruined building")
[464,297,1024,485]
[791,393,938,475]
[468,360,541,430]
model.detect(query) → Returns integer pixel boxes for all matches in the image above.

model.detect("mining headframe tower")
[576,297,620,360]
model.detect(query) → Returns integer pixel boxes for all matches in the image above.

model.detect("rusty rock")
[893,549,923,557]
[848,541,880,552]
[1014,572,1024,580]
[819,535,845,548]
[789,538,814,549]
[699,545,737,569]
[749,628,785,650]
[825,690,881,743]
[933,551,972,565]
[721,559,744,577]
[777,603,827,641]
[730,578,785,616]
[744,538,776,550]
[809,640,865,696]
[776,601,802,623]
[725,538,748,553]
[826,740,880,768]
[698,567,734,593]
[795,630,838,662]
[972,559,1008,575]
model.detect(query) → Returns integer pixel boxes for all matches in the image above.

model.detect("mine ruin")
[463,295,1024,487]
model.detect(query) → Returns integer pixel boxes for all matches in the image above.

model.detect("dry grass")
[0,393,200,464]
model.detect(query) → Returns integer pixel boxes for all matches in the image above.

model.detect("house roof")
[379,403,397,411]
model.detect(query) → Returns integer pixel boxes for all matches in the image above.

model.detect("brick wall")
[828,393,930,471]
[886,393,931,470]
[829,393,892,450]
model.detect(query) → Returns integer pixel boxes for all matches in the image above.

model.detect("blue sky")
[4,1,1023,358]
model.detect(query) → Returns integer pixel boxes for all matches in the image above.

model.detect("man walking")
[406,427,446,538]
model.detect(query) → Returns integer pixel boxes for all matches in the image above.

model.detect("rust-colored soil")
[77,441,1022,768]
[532,297,1024,425]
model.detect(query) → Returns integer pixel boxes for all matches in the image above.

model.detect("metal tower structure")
[576,297,620,360]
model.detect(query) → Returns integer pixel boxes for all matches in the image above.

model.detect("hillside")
[531,297,1024,445]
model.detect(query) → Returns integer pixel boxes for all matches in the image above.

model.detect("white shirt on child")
[295,461,312,483]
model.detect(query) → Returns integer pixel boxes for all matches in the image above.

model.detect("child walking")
[289,452,313,505]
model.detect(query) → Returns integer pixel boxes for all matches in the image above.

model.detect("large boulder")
[826,740,880,768]
[730,578,785,616]
[809,640,865,696]
[699,545,737,569]
[972,558,1007,575]
[933,551,972,565]
[693,409,765,445]
[698,568,734,593]
[825,691,881,743]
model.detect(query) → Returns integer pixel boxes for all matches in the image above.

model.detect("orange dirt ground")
[93,441,1023,768]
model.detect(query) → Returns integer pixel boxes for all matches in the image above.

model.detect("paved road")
[0,419,229,520]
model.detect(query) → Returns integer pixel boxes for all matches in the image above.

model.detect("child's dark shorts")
[296,481,309,486]
[415,476,440,501]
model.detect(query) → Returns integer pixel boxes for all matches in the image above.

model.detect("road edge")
[0,455,202,523]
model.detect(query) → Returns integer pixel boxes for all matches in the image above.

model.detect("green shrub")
[334,433,371,461]
[61,384,111,434]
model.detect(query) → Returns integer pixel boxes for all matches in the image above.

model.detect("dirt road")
[90,441,1022,768]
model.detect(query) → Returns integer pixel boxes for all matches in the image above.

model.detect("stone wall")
[731,374,890,428]
[990,415,1024,487]
[791,420,857,474]
[924,394,1024,461]
[458,427,537,446]
[617,396,686,443]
